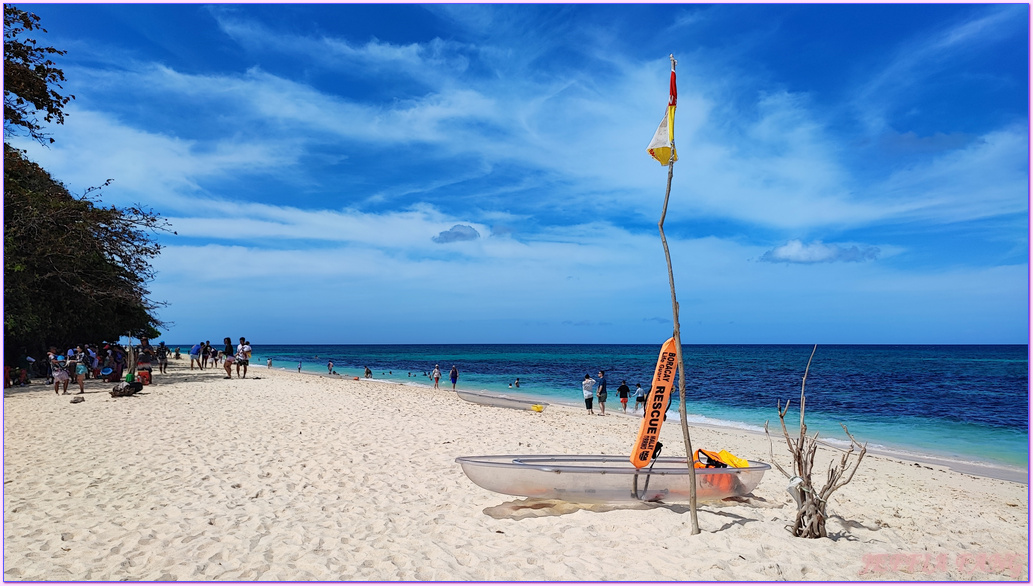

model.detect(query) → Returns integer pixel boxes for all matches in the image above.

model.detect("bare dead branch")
[773,346,867,538]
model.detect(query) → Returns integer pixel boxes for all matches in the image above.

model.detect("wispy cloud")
[210,7,472,84]
[851,5,1026,133]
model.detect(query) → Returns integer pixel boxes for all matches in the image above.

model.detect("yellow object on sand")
[531,404,544,412]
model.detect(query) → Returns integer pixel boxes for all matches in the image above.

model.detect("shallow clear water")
[230,343,1028,469]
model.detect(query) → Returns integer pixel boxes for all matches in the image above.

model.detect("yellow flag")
[646,64,677,166]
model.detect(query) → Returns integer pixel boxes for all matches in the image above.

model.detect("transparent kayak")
[455,454,770,503]
[456,390,547,412]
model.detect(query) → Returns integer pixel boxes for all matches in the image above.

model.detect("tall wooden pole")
[657,53,700,535]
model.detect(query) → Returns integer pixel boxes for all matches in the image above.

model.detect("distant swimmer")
[450,365,459,390]
[514,378,520,388]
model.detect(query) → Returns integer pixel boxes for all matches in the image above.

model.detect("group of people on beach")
[582,370,647,416]
[429,365,460,390]
[7,335,260,395]
[186,338,252,379]
[6,337,173,395]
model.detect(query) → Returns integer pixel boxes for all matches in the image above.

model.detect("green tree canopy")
[4,5,172,360]
[3,5,74,144]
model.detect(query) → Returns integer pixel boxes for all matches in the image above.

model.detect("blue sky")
[11,3,1029,344]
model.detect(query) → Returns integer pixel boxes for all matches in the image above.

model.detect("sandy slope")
[3,361,1027,581]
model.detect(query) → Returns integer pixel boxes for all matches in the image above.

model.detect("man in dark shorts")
[596,370,607,415]
[236,337,250,378]
[617,380,631,413]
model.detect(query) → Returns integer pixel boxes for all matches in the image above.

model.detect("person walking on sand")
[73,345,88,394]
[617,380,631,413]
[189,342,203,370]
[582,374,596,414]
[449,365,459,390]
[156,342,169,375]
[431,365,441,389]
[50,349,70,395]
[222,337,235,379]
[596,370,608,415]
[634,383,646,413]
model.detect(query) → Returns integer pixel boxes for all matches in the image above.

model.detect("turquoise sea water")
[229,344,1027,470]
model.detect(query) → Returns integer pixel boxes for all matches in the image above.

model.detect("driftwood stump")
[765,345,867,538]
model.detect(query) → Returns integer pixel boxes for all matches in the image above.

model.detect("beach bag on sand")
[111,381,143,397]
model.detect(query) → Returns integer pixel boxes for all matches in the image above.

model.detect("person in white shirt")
[582,374,596,414]
[236,337,251,378]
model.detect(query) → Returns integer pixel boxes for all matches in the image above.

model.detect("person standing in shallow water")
[582,374,596,414]
[617,380,631,413]
[449,365,459,390]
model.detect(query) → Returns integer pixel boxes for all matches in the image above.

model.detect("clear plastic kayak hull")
[455,454,770,503]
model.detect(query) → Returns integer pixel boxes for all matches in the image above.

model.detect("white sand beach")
[3,360,1028,581]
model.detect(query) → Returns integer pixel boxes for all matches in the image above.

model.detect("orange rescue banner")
[630,337,679,468]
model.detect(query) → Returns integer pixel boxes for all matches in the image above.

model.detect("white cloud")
[7,106,297,209]
[852,5,1025,133]
[210,7,471,84]
[20,41,1027,246]
[760,240,880,264]
[870,124,1029,224]
[432,225,480,243]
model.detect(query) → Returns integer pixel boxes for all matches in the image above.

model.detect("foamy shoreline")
[4,360,1028,580]
[294,364,1029,484]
